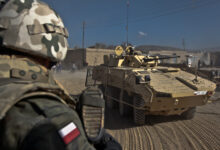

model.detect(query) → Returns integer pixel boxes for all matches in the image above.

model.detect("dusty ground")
[54,70,87,95]
[55,70,220,150]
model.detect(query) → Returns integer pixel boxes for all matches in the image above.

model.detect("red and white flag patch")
[58,122,80,144]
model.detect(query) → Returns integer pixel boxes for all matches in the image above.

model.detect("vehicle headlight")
[145,75,151,82]
[136,75,151,84]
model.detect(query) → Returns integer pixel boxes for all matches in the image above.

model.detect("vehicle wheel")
[181,107,196,120]
[133,95,145,125]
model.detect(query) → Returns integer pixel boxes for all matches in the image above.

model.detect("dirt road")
[55,70,220,150]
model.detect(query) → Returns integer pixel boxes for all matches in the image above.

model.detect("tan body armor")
[0,79,75,120]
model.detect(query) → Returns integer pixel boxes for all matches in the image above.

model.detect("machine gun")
[106,46,181,68]
[143,56,180,63]
[140,55,180,68]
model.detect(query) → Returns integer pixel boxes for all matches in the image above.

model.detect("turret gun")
[107,46,180,68]
[143,56,180,63]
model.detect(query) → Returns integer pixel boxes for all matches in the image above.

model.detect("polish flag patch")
[58,122,80,144]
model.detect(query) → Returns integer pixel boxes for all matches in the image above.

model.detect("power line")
[127,0,198,24]
[182,38,186,51]
[132,0,219,23]
[85,0,219,29]
[87,0,189,28]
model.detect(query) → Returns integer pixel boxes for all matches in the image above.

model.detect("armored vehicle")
[92,46,216,125]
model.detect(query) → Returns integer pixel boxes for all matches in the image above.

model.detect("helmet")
[0,0,69,62]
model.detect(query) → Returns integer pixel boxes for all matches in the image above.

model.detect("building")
[62,48,85,70]
[62,48,215,70]
[85,48,115,66]
[210,51,220,66]
[62,48,114,70]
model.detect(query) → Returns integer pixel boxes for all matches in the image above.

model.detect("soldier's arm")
[78,87,122,150]
[0,97,95,150]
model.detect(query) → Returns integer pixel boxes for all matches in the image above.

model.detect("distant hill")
[135,45,183,53]
[203,47,220,52]
[87,43,220,52]
[88,43,183,52]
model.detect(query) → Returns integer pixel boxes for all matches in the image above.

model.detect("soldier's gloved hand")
[77,87,106,142]
[93,132,122,150]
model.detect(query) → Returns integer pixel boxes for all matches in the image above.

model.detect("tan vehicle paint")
[92,47,216,125]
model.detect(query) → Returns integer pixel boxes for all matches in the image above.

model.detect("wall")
[62,48,85,70]
[62,48,115,69]
[210,52,220,66]
[85,48,115,66]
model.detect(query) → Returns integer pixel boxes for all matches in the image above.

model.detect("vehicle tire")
[133,95,145,125]
[181,107,196,120]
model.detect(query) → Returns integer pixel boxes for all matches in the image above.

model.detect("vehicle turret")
[104,46,179,68]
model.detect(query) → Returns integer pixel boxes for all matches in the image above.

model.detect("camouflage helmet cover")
[0,0,69,61]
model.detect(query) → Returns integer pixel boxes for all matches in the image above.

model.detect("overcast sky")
[43,0,220,49]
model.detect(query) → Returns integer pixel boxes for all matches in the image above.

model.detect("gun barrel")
[143,56,180,62]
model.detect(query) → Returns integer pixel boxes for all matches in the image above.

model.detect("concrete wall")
[62,48,114,69]
[85,48,115,66]
[210,52,220,66]
[62,48,85,70]
[186,52,203,67]
[199,52,211,66]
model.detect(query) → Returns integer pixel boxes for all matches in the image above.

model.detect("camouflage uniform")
[0,0,121,150]
[0,56,95,150]
[0,0,68,62]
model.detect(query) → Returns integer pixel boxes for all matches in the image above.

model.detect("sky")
[43,0,220,49]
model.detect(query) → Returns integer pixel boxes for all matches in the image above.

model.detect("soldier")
[0,0,121,150]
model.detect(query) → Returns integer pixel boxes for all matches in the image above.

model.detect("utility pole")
[182,38,186,51]
[82,21,85,49]
[126,1,129,46]
[82,21,86,66]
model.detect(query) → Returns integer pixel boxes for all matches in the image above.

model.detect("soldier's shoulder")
[1,97,94,150]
